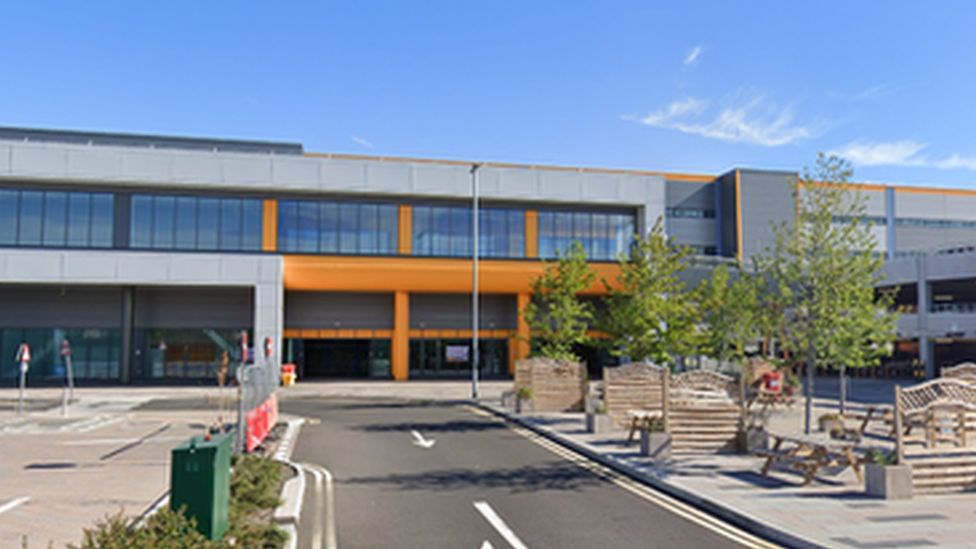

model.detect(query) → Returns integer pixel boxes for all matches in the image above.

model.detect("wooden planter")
[640,431,672,459]
[865,463,913,500]
[513,358,586,412]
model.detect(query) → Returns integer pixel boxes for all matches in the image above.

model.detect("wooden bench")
[756,433,865,485]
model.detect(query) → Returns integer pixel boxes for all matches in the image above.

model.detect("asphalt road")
[284,397,767,549]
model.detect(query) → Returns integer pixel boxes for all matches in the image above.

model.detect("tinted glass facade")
[0,327,121,382]
[0,188,113,248]
[538,209,635,261]
[413,205,524,258]
[278,199,398,255]
[130,194,262,251]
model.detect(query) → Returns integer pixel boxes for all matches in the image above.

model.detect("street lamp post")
[471,163,481,400]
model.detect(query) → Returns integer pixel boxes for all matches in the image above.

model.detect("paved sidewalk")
[485,400,976,549]
[0,390,231,547]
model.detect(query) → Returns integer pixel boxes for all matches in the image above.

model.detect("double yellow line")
[465,406,781,549]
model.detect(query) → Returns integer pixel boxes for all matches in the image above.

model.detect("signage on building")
[445,345,470,363]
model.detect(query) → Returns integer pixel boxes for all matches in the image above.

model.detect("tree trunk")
[839,363,847,415]
[805,345,815,435]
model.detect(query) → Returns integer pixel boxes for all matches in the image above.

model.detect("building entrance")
[289,338,391,379]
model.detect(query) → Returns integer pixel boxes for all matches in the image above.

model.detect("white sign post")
[15,342,31,415]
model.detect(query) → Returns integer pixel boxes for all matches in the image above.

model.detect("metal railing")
[235,359,280,453]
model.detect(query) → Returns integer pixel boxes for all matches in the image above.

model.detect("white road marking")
[0,497,30,516]
[464,406,779,549]
[411,429,437,449]
[301,463,338,549]
[60,435,185,446]
[480,541,495,549]
[474,501,529,549]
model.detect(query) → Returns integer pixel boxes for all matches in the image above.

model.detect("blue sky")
[1,1,974,187]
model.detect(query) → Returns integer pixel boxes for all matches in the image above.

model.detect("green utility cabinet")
[170,433,231,540]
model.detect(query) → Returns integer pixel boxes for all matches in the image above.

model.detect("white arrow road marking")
[0,496,30,516]
[480,541,495,549]
[474,501,529,549]
[411,429,436,449]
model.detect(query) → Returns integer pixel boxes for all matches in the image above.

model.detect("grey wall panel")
[895,192,946,219]
[410,293,516,330]
[860,189,887,216]
[666,181,714,209]
[717,172,737,257]
[285,292,393,329]
[738,170,796,262]
[134,287,253,328]
[0,285,122,328]
[895,227,965,253]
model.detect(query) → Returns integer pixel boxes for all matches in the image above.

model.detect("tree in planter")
[754,153,897,433]
[601,219,696,367]
[523,241,595,361]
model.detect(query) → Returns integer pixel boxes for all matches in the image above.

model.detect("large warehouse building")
[0,127,972,385]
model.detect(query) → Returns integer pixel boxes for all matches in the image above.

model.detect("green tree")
[523,241,595,361]
[602,219,696,365]
[755,153,897,432]
[695,264,762,369]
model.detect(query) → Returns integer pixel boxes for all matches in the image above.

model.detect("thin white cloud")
[828,83,892,102]
[630,95,820,147]
[831,140,976,172]
[829,140,928,167]
[351,135,374,149]
[683,45,704,66]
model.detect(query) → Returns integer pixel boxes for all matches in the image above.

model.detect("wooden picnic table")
[625,409,663,443]
[755,433,865,485]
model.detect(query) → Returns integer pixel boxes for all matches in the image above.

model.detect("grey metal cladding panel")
[668,218,717,246]
[858,189,887,216]
[944,195,976,219]
[134,287,253,328]
[666,181,714,209]
[0,285,122,328]
[893,227,938,251]
[881,258,919,286]
[678,265,719,289]
[284,292,393,329]
[410,294,516,330]
[924,252,976,282]
[739,171,795,261]
[895,192,946,218]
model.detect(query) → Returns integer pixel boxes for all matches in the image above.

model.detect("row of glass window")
[0,328,121,381]
[666,207,716,219]
[0,189,114,248]
[412,206,525,258]
[131,194,263,251]
[896,217,976,229]
[538,210,635,261]
[277,200,399,254]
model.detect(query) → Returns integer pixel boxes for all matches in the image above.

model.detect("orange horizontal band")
[284,255,621,294]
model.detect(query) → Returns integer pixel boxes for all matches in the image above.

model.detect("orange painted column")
[512,292,531,374]
[525,210,538,258]
[262,199,278,252]
[398,205,412,255]
[393,291,410,380]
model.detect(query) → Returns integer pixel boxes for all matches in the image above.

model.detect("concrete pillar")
[393,291,409,381]
[920,337,935,379]
[254,257,284,373]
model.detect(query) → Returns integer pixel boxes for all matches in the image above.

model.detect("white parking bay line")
[474,501,529,549]
[0,497,30,516]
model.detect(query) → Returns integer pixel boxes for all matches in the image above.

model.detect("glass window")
[197,198,219,250]
[413,206,430,255]
[153,195,176,249]
[242,200,263,251]
[320,202,339,253]
[18,191,43,246]
[413,205,524,258]
[131,195,153,248]
[66,193,91,248]
[90,194,114,247]
[219,199,242,250]
[339,203,358,253]
[0,190,18,245]
[277,201,298,252]
[175,196,198,249]
[42,192,67,246]
[278,199,398,255]
[539,209,635,260]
